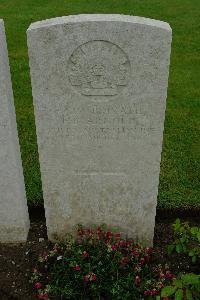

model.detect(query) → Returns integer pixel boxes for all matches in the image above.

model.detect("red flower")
[119,241,126,247]
[132,250,140,257]
[144,255,150,262]
[87,228,93,236]
[92,273,97,281]
[145,247,152,254]
[106,231,112,239]
[134,276,141,285]
[35,282,42,289]
[114,233,121,239]
[144,290,150,296]
[159,282,164,288]
[53,245,60,253]
[81,251,89,257]
[134,264,141,272]
[120,256,129,265]
[165,272,176,279]
[144,289,158,296]
[159,272,165,279]
[78,228,84,236]
[140,258,145,264]
[33,268,38,273]
[97,226,102,239]
[111,245,117,251]
[83,275,89,282]
[37,293,48,299]
[73,265,81,271]
[150,289,158,296]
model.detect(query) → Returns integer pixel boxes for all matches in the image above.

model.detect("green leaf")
[175,289,183,300]
[174,219,181,231]
[190,227,198,235]
[110,226,120,232]
[91,224,98,230]
[174,279,183,288]
[192,255,197,263]
[186,289,193,300]
[182,274,200,285]
[180,236,186,243]
[189,250,195,257]
[161,286,177,297]
[168,244,175,255]
[176,244,183,253]
[100,223,108,231]
[182,245,187,253]
[197,232,200,242]
[156,296,161,300]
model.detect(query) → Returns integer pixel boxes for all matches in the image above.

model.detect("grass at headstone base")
[0,0,199,208]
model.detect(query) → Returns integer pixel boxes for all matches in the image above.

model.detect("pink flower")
[144,290,150,296]
[53,245,59,253]
[33,268,38,273]
[134,276,141,285]
[84,272,97,282]
[150,289,158,296]
[165,272,176,279]
[35,282,42,289]
[73,265,81,271]
[132,250,140,257]
[83,275,89,282]
[111,245,117,251]
[119,241,126,247]
[140,258,145,264]
[81,251,89,257]
[144,255,150,262]
[144,289,158,296]
[134,264,141,272]
[145,247,152,254]
[159,282,164,288]
[159,272,165,279]
[92,273,97,281]
[106,231,112,239]
[120,256,129,265]
[37,293,48,299]
[114,233,121,239]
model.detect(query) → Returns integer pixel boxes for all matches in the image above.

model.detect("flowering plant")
[168,219,200,264]
[31,225,176,299]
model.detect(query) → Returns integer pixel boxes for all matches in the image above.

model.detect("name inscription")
[48,103,156,142]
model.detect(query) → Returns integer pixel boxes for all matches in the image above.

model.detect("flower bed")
[31,222,200,299]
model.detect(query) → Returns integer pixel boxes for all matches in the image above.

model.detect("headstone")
[27,14,172,245]
[0,19,30,242]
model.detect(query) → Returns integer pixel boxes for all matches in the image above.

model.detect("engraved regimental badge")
[68,40,130,96]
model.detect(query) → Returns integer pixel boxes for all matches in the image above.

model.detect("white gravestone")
[27,15,172,245]
[0,20,30,242]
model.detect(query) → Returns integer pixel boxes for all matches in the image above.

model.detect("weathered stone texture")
[0,19,29,242]
[27,14,172,245]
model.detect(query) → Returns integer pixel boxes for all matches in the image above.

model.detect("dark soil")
[0,208,199,300]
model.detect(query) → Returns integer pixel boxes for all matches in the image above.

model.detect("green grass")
[0,0,199,208]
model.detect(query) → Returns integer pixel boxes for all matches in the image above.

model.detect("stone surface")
[0,19,30,242]
[27,14,172,245]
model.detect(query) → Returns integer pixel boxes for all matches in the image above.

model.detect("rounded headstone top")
[27,14,171,32]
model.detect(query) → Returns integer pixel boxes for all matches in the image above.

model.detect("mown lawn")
[0,0,199,208]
